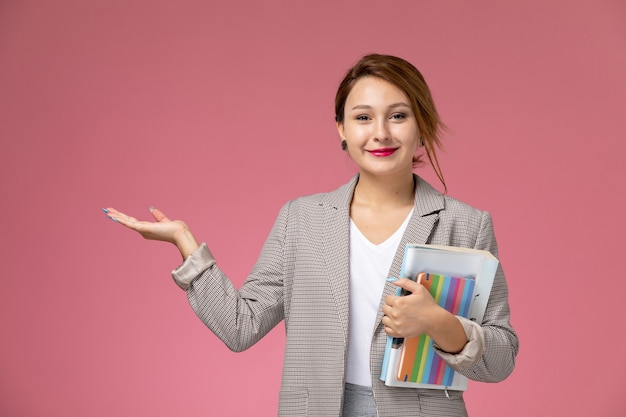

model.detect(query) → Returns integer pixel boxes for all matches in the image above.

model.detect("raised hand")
[103,206,200,259]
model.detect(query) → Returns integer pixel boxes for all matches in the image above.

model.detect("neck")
[353,172,415,208]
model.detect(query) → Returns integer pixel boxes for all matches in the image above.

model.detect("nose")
[373,118,391,142]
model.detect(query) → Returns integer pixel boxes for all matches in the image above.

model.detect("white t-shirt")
[345,209,413,386]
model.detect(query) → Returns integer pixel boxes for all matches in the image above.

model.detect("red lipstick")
[367,148,397,157]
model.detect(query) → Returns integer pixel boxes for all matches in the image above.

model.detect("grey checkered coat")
[181,174,518,416]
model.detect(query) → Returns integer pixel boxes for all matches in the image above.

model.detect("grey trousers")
[342,383,377,417]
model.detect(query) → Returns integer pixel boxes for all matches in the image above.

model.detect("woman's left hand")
[382,278,469,354]
[381,278,440,339]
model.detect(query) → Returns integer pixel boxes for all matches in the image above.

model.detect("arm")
[183,203,289,352]
[103,204,288,352]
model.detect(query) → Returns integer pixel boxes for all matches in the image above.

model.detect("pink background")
[1,0,625,415]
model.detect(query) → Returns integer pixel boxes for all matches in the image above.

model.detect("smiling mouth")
[367,148,397,157]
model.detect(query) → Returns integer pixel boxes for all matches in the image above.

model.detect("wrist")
[174,227,200,259]
[425,305,449,336]
[427,307,468,354]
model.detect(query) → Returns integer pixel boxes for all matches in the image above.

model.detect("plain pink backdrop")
[1,0,625,415]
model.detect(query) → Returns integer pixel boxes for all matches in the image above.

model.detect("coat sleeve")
[451,210,519,382]
[177,202,290,352]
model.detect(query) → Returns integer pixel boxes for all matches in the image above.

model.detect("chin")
[360,165,412,178]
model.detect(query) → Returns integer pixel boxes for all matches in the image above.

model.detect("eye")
[355,114,371,121]
[390,113,407,120]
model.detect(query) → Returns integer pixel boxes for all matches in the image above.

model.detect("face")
[337,76,420,179]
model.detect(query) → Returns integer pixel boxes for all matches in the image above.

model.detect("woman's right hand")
[103,206,200,259]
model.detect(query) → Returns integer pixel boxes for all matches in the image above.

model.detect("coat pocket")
[278,388,308,417]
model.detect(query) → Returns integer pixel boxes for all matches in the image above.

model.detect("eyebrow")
[350,102,411,111]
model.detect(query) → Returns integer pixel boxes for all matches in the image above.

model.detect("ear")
[336,121,346,141]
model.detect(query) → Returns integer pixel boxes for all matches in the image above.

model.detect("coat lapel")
[321,176,359,346]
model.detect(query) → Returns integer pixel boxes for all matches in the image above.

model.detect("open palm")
[103,206,199,258]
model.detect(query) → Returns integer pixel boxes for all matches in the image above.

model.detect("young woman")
[104,54,518,417]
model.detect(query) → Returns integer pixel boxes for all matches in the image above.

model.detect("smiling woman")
[334,54,447,190]
[338,76,421,183]
[104,53,518,417]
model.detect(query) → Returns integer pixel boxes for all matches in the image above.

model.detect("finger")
[103,208,146,230]
[103,207,126,223]
[113,211,138,224]
[385,293,405,308]
[149,206,171,222]
[384,294,396,307]
[104,207,132,221]
[383,325,398,337]
[103,207,121,217]
[382,307,399,324]
[382,302,392,315]
[393,278,420,293]
[113,215,144,230]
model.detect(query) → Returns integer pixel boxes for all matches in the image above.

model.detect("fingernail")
[102,208,109,213]
[107,215,119,222]
[149,206,155,212]
[386,277,398,282]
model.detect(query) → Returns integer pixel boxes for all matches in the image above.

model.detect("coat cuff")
[433,316,485,371]
[171,243,215,290]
